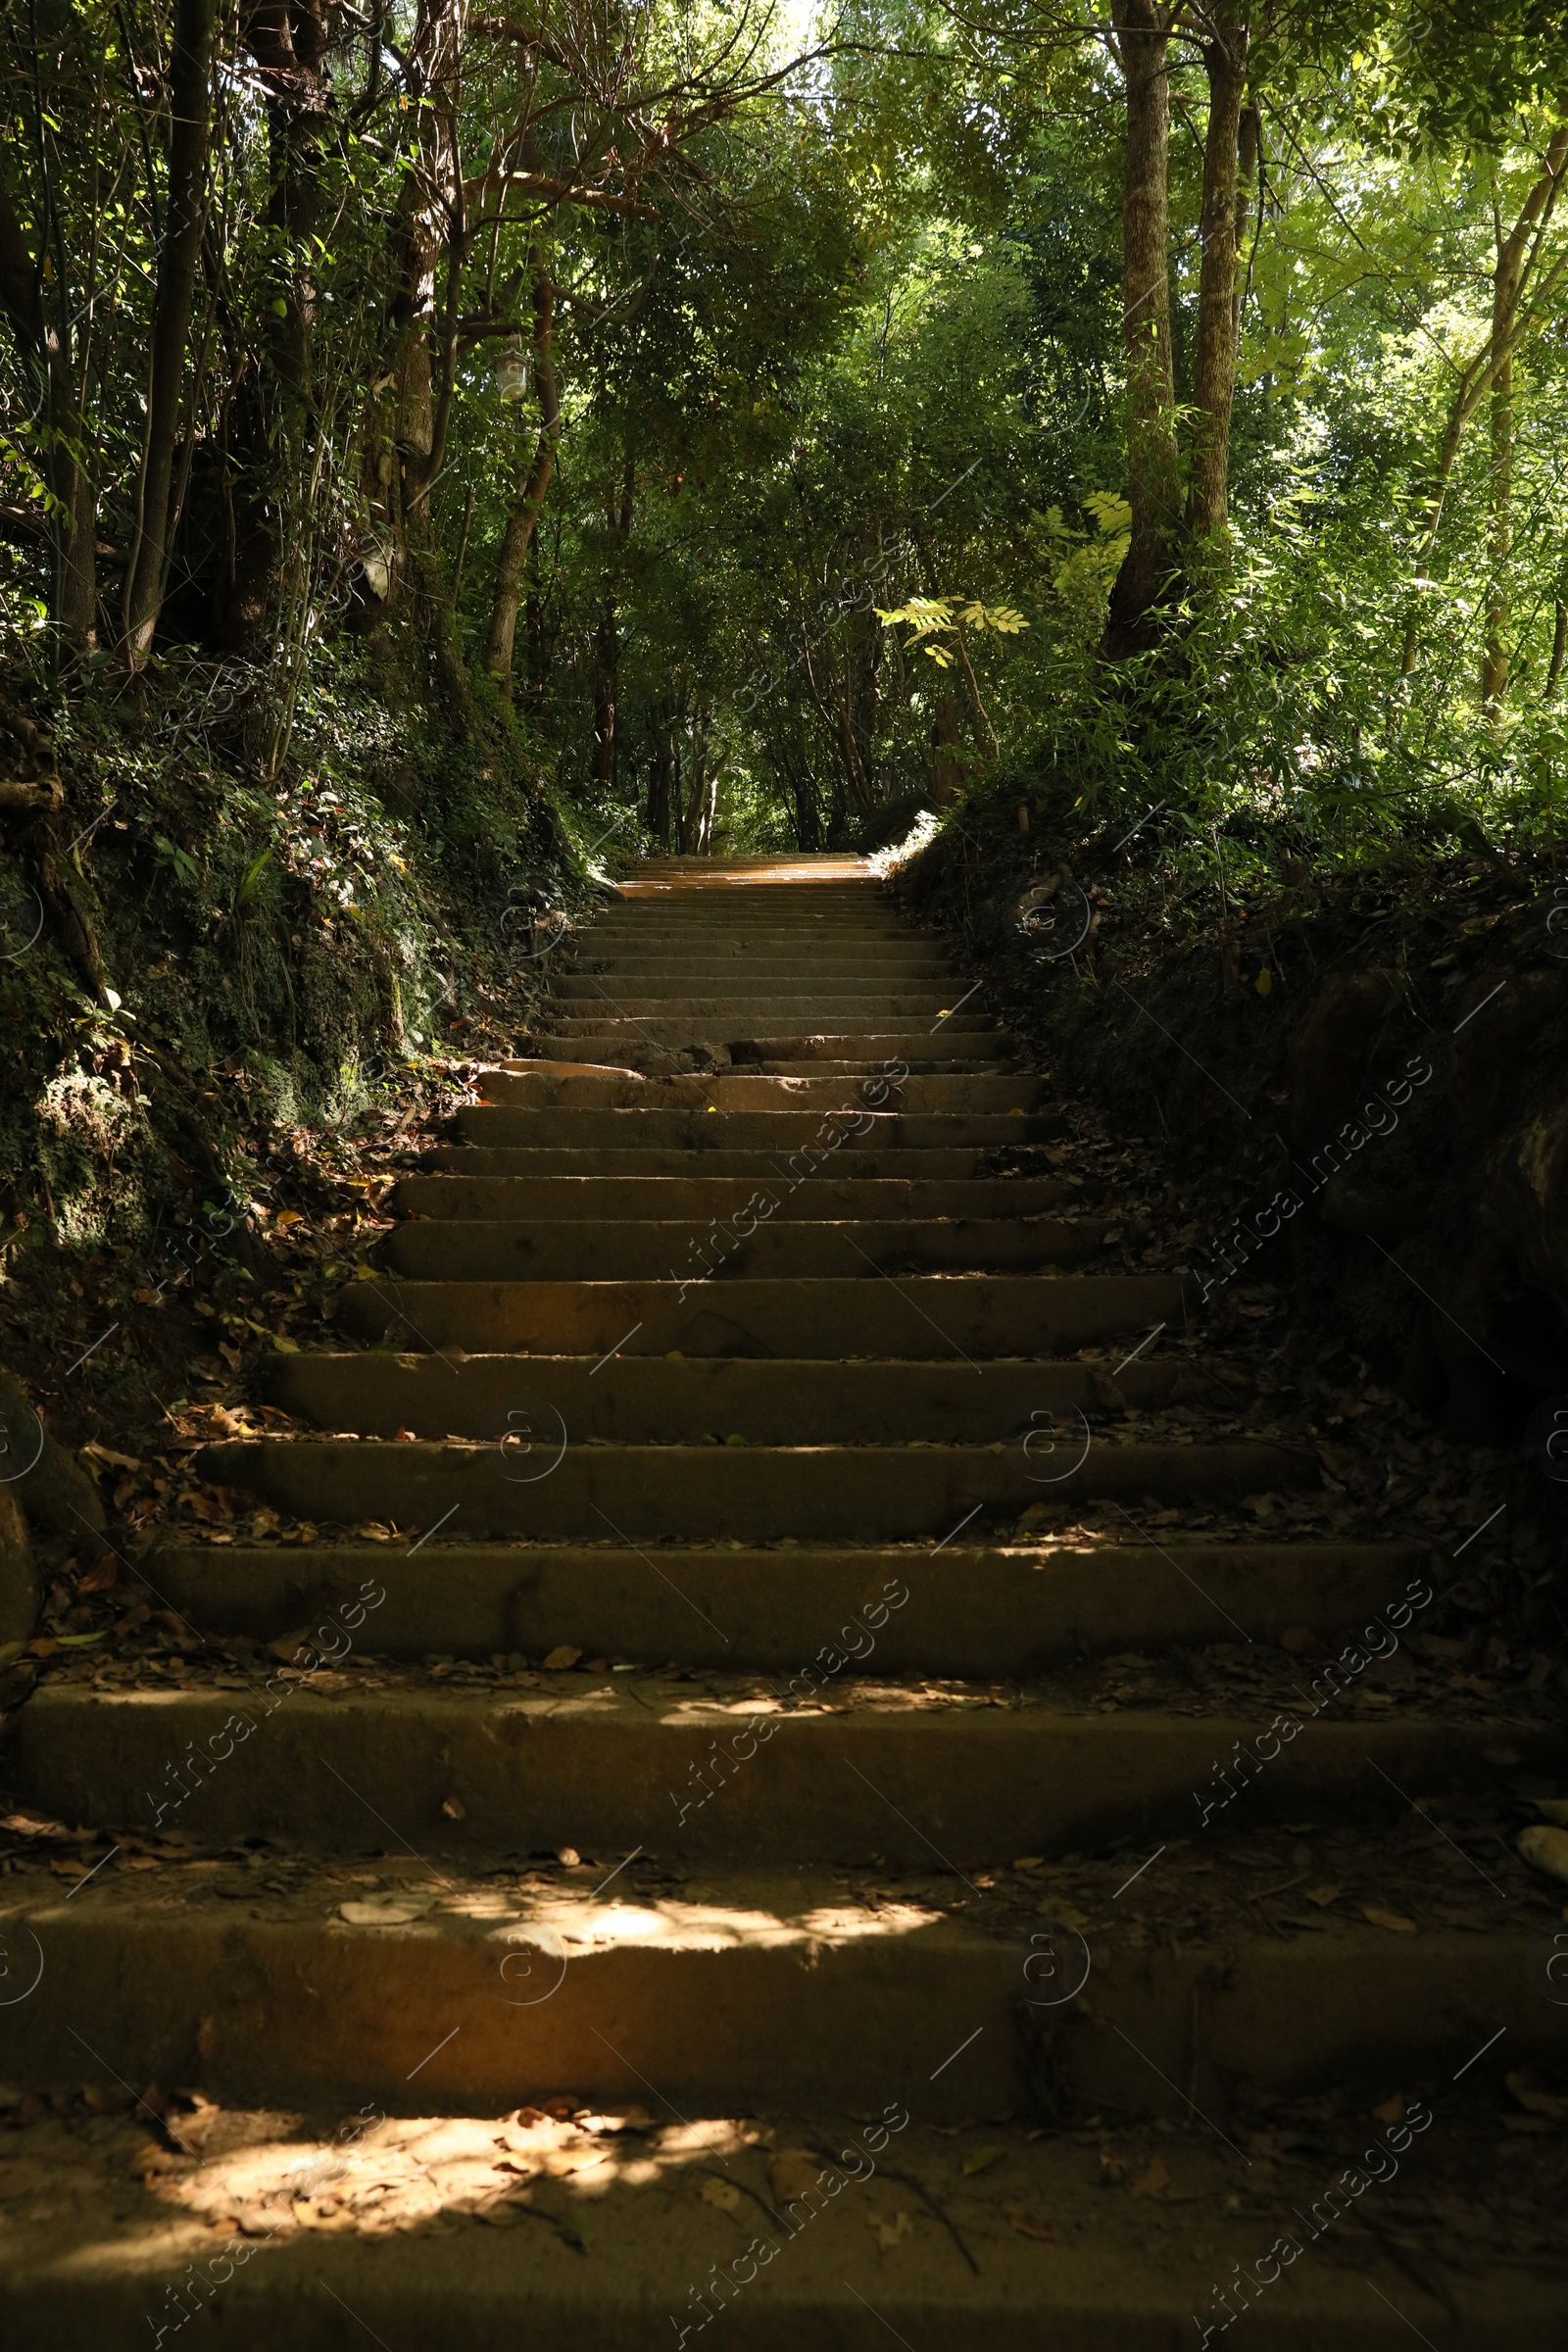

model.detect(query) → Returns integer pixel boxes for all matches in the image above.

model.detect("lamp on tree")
[494,335,530,404]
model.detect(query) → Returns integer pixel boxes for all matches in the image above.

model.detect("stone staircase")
[1,853,1563,2345]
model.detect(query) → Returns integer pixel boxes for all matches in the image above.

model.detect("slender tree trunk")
[1234,101,1259,345]
[1401,121,1568,674]
[590,448,632,788]
[1103,0,1181,653]
[485,254,562,690]
[124,0,218,662]
[0,172,96,653]
[647,712,673,843]
[1547,600,1567,700]
[378,0,466,608]
[1186,6,1249,542]
[679,712,715,853]
[592,594,618,789]
[931,687,962,806]
[1482,340,1512,713]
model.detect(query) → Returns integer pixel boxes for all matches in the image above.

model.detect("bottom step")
[0,2092,1559,2348]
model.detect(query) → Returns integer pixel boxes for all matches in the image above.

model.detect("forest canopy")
[3,0,1568,868]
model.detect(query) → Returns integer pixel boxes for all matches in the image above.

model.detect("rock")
[1518,1825,1568,1884]
[0,1486,36,1649]
[0,1367,105,1549]
[1286,970,1399,1150]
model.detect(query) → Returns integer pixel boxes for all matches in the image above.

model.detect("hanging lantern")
[494,333,529,404]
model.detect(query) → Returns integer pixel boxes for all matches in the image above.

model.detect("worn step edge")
[152,1536,1425,1670]
[333,1271,1190,1356]
[13,1688,1550,1863]
[0,1872,1549,2125]
[188,1437,1309,1542]
[266,1350,1234,1442]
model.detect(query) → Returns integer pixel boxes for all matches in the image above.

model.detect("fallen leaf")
[338,1897,432,1928]
[701,2176,742,2212]
[770,2149,821,2204]
[77,1555,119,1592]
[1519,1826,1568,1885]
[870,2209,913,2250]
[1361,1904,1416,1934]
[1505,2068,1568,2122]
[1004,2202,1060,2240]
[1130,2156,1170,2199]
[84,1444,141,1473]
[1304,1884,1343,1907]
[543,1645,583,1671]
[961,2143,1004,2177]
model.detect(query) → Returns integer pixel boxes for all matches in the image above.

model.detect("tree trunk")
[1402,122,1568,675]
[1103,0,1181,654]
[1186,6,1249,542]
[931,687,962,806]
[679,712,716,853]
[124,0,219,662]
[485,254,562,690]
[0,170,96,653]
[378,0,466,610]
[1547,581,1568,701]
[1482,341,1511,713]
[592,594,618,791]
[647,714,674,844]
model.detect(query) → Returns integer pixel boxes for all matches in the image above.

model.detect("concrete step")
[454,1108,1053,1150]
[0,2096,1558,2350]
[565,956,959,977]
[545,999,972,1025]
[13,1674,1547,1863]
[479,1070,1040,1109]
[268,1349,1231,1446]
[189,1435,1311,1544]
[334,1270,1190,1356]
[391,1175,1072,1220]
[552,976,959,1003]
[381,1217,1105,1283]
[539,1012,998,1039]
[1,1846,1547,2125]
[153,1533,1421,1670]
[424,1147,1045,1179]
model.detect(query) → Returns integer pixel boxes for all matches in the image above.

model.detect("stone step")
[540,1020,1005,1049]
[334,1270,1189,1356]
[392,1175,1071,1220]
[190,1435,1310,1544]
[153,1534,1421,1670]
[545,996,973,1022]
[480,1069,1040,1109]
[454,1107,1052,1150]
[1,1849,1546,2126]
[425,1146,1054,1179]
[13,1676,1547,1863]
[0,2100,1557,2351]
[567,958,957,981]
[269,1349,1230,1446]
[381,1217,1105,1283]
[552,976,960,1002]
